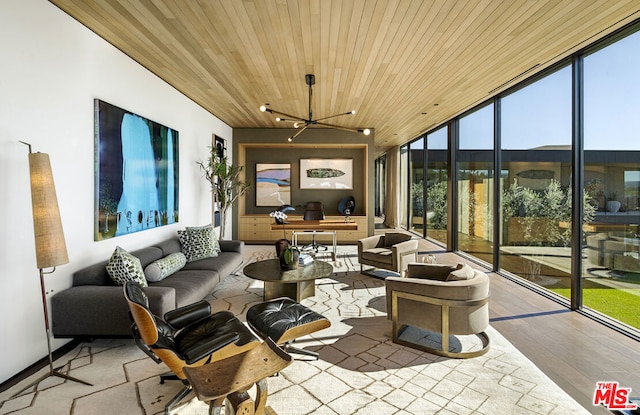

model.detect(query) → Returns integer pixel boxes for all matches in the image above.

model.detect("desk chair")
[302,201,327,253]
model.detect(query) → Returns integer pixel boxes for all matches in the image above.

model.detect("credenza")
[238,215,368,244]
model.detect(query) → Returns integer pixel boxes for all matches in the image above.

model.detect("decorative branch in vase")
[197,147,251,239]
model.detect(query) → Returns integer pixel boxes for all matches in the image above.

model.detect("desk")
[271,219,358,231]
[271,220,358,260]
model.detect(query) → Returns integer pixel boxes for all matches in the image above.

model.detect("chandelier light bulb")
[259,105,267,112]
[363,128,371,135]
[293,122,301,128]
[351,110,356,115]
[276,117,282,122]
[287,137,293,142]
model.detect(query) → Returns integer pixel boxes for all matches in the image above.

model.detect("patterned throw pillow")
[178,224,220,262]
[144,252,187,282]
[105,246,148,287]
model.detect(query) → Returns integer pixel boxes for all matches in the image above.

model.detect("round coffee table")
[243,258,333,302]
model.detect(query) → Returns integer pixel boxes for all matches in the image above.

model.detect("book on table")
[299,254,314,266]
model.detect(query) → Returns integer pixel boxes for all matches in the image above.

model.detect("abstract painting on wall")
[94,99,179,240]
[256,163,291,206]
[300,159,353,189]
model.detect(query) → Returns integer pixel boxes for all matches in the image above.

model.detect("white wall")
[0,0,231,383]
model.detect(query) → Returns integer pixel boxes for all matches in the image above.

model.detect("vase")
[279,247,299,270]
[275,238,289,258]
[607,200,621,213]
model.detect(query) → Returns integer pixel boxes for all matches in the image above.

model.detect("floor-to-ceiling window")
[399,145,409,229]
[458,104,495,266]
[426,127,448,246]
[374,155,386,220]
[583,29,640,330]
[409,137,425,236]
[499,67,573,291]
[394,22,640,337]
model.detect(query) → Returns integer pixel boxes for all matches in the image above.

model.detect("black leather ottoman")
[246,297,331,359]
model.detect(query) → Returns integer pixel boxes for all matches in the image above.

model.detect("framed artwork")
[94,99,179,240]
[300,158,353,189]
[214,135,226,160]
[256,163,291,206]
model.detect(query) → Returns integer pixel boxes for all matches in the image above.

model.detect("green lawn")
[550,287,640,329]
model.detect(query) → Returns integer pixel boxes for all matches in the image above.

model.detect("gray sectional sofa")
[51,237,244,337]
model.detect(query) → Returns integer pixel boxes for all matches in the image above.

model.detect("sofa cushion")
[144,252,187,282]
[447,263,476,281]
[105,246,148,287]
[182,251,244,277]
[152,270,220,307]
[178,224,220,262]
[153,238,183,257]
[73,260,112,286]
[130,246,165,268]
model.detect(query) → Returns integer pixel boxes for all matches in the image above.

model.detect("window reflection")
[426,127,448,246]
[583,29,640,330]
[499,67,573,290]
[409,138,425,236]
[458,104,494,266]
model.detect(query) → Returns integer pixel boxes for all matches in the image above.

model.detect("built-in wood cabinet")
[239,215,368,244]
[233,138,374,242]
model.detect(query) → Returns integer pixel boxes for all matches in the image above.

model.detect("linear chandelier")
[260,74,370,142]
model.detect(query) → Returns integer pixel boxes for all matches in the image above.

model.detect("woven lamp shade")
[28,152,69,269]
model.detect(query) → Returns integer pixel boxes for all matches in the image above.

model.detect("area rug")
[0,246,590,415]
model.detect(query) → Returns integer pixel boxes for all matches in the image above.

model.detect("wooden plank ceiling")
[50,0,640,155]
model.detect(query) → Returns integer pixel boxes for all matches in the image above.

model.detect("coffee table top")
[243,258,333,283]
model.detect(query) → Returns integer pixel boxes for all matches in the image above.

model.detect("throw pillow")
[186,224,221,253]
[178,224,220,262]
[384,232,410,247]
[105,246,148,287]
[144,252,187,282]
[447,263,476,281]
[407,263,454,281]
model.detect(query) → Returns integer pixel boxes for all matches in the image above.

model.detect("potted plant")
[197,147,251,239]
[280,245,300,270]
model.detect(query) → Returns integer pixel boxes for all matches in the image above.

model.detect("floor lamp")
[12,143,92,397]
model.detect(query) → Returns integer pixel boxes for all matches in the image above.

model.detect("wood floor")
[414,237,640,414]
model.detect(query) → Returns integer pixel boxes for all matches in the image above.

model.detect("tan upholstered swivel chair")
[357,232,418,276]
[385,262,490,358]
